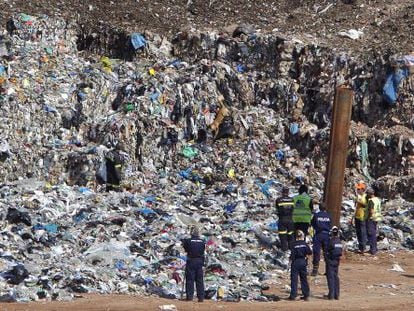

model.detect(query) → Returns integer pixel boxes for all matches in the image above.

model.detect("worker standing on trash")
[325,226,343,300]
[182,226,205,302]
[366,188,382,256]
[310,202,332,276]
[105,142,128,192]
[293,185,314,237]
[288,230,312,301]
[354,182,368,254]
[275,186,295,252]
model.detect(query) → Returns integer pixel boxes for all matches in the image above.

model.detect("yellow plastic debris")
[100,56,112,73]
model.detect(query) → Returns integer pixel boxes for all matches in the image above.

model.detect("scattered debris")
[159,305,178,311]
[338,29,364,40]
[389,264,405,273]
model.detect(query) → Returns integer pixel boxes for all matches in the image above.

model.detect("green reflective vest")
[293,193,312,223]
[368,197,382,222]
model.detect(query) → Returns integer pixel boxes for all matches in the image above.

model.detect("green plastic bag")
[20,13,34,22]
[124,102,135,112]
[182,146,198,159]
[44,47,53,55]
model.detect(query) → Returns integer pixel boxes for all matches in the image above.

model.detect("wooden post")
[324,86,353,226]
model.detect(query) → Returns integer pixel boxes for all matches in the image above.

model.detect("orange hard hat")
[355,182,366,190]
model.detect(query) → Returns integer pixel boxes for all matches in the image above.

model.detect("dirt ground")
[1,250,414,311]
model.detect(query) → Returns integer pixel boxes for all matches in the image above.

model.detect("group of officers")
[181,182,382,302]
[276,185,342,301]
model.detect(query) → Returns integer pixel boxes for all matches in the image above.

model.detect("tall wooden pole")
[324,86,353,226]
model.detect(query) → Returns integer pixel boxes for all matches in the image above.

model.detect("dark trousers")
[367,220,378,255]
[279,221,295,251]
[355,219,367,252]
[326,258,340,299]
[312,232,329,266]
[294,222,310,237]
[290,259,310,298]
[185,258,204,300]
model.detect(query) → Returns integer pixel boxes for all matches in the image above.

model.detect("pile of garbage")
[0,13,413,302]
[1,0,413,54]
[0,179,291,302]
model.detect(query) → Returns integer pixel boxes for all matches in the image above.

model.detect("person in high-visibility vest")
[366,188,382,256]
[293,185,314,237]
[354,182,368,254]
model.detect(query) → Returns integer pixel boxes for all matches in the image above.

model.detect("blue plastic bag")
[43,105,57,113]
[275,149,285,161]
[131,33,146,50]
[290,122,299,135]
[179,168,192,179]
[224,202,237,214]
[256,179,276,198]
[268,222,278,231]
[383,67,409,105]
[236,64,246,73]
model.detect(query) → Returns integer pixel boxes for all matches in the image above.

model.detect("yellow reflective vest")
[368,197,382,222]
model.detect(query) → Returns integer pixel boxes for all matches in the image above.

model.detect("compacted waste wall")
[2,15,412,199]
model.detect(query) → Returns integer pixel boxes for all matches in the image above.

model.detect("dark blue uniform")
[289,240,312,299]
[326,236,343,300]
[311,211,332,270]
[182,235,205,301]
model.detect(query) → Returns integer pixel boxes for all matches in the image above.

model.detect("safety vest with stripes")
[368,197,382,222]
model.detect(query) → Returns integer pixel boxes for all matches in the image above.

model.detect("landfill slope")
[0,6,413,305]
[0,0,413,54]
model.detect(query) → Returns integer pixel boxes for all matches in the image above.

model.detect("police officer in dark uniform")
[289,230,312,301]
[182,226,205,302]
[325,226,343,300]
[310,202,332,276]
[275,186,295,251]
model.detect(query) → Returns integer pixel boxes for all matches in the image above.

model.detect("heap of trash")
[0,13,413,302]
